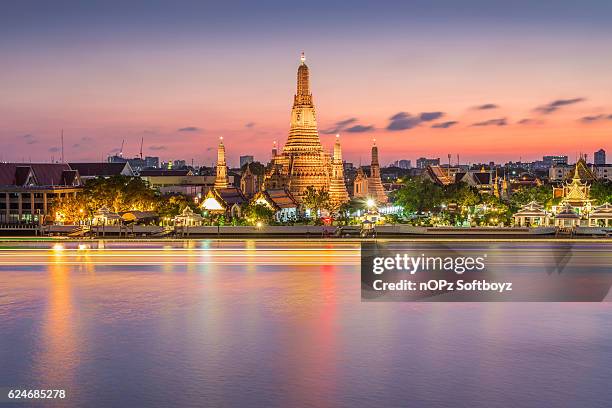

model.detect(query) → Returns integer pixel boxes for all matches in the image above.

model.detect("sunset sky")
[1,1,611,167]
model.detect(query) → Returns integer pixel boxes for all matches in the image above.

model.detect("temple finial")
[300,51,305,64]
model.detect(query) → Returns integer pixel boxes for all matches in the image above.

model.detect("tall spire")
[371,139,380,168]
[329,134,349,206]
[334,134,343,162]
[283,51,323,154]
[214,136,229,189]
[295,52,311,106]
[367,139,388,204]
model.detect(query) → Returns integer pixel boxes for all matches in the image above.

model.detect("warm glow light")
[256,221,263,229]
[366,198,376,208]
[77,244,88,250]
[52,243,65,252]
[202,197,224,211]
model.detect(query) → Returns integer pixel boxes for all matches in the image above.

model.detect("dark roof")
[62,170,79,185]
[139,169,192,176]
[69,162,131,177]
[472,172,492,185]
[264,188,298,209]
[0,163,78,187]
[216,187,247,206]
[454,172,466,183]
[14,166,34,186]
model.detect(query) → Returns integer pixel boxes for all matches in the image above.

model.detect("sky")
[0,0,611,167]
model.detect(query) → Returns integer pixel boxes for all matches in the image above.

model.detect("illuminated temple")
[264,53,349,205]
[209,54,387,214]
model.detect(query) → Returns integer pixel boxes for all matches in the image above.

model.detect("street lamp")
[366,198,376,208]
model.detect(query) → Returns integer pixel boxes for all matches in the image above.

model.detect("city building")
[416,157,440,169]
[549,156,598,182]
[239,155,254,168]
[594,149,606,166]
[594,165,612,181]
[139,169,231,197]
[543,155,568,166]
[108,155,159,172]
[0,163,82,223]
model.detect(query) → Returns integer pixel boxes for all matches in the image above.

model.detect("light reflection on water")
[0,240,611,408]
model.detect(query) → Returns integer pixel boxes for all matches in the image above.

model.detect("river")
[0,240,611,407]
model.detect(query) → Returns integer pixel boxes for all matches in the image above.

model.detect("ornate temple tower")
[329,134,349,206]
[367,140,388,204]
[214,137,229,189]
[266,52,330,201]
[240,162,259,198]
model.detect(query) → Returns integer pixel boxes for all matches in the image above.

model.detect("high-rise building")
[145,156,160,168]
[543,155,568,166]
[594,149,606,166]
[240,155,254,168]
[416,157,440,169]
[264,53,332,202]
[214,137,229,189]
[399,159,411,169]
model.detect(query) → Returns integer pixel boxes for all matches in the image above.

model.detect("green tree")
[302,186,331,222]
[242,203,275,225]
[157,195,195,219]
[590,180,612,205]
[509,184,553,210]
[50,194,88,224]
[443,182,479,209]
[395,179,443,214]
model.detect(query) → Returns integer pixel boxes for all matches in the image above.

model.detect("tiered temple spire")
[367,139,388,204]
[329,134,349,206]
[264,52,331,201]
[214,137,229,189]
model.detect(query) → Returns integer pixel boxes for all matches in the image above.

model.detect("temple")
[552,157,593,216]
[353,140,388,204]
[328,134,349,206]
[264,52,333,202]
[214,137,229,189]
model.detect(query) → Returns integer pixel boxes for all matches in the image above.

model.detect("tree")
[50,194,87,224]
[395,179,443,214]
[590,180,612,205]
[302,186,331,222]
[157,195,195,219]
[443,182,479,209]
[242,203,275,225]
[509,184,553,210]
[83,175,158,213]
[240,161,265,176]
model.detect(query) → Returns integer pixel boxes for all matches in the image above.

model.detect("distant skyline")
[1,1,611,166]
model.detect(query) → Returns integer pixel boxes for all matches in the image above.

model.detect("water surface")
[0,240,611,407]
